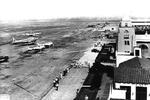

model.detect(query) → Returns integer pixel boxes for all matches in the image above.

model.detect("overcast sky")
[0,0,150,21]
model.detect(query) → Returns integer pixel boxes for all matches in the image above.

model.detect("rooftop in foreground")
[114,57,150,84]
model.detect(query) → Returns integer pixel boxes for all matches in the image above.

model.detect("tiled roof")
[114,57,150,84]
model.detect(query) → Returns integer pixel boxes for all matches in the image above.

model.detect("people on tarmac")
[53,80,56,88]
[59,72,63,79]
[85,95,89,100]
[55,83,59,91]
[52,62,84,91]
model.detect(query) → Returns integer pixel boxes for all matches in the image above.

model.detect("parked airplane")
[27,45,45,51]
[12,37,38,45]
[19,45,45,56]
[36,41,53,48]
[23,32,41,37]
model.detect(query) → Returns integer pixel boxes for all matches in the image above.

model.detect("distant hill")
[0,17,121,32]
[0,17,121,25]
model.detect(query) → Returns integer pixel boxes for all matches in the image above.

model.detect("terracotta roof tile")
[114,57,150,84]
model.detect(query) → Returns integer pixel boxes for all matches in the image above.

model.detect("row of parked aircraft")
[13,32,53,57]
[0,32,53,63]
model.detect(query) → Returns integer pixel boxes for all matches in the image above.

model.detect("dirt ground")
[0,21,100,100]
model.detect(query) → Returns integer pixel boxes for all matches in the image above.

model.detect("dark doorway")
[135,50,140,56]
[120,86,131,100]
[136,87,147,100]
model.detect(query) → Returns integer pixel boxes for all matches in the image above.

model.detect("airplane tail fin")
[12,37,15,42]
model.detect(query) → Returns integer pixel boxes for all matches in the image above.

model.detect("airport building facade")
[116,18,150,67]
[109,18,150,100]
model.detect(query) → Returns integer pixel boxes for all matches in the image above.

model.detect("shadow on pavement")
[74,44,115,100]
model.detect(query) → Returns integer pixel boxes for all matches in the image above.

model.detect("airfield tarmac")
[0,22,99,100]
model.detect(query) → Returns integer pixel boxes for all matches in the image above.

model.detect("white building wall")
[103,26,118,32]
[131,85,136,100]
[132,22,150,26]
[116,52,135,67]
[121,19,132,27]
[136,34,150,42]
[108,84,126,100]
[118,27,136,53]
[115,83,150,100]
[147,86,150,100]
[135,34,150,58]
[0,94,10,100]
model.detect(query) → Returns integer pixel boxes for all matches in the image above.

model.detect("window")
[124,30,129,33]
[135,50,140,56]
[120,86,131,100]
[134,48,141,57]
[125,23,128,27]
[125,51,130,53]
[124,41,130,45]
[124,35,129,39]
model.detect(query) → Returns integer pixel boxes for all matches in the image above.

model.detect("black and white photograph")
[0,0,150,100]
